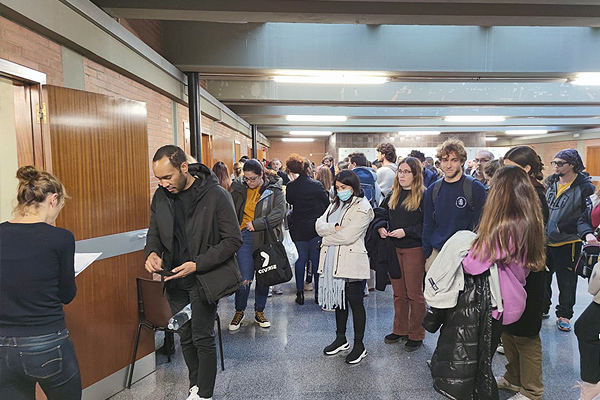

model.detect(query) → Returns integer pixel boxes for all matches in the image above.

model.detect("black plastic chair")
[127,278,225,389]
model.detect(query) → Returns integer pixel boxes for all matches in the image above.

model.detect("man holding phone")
[144,145,242,400]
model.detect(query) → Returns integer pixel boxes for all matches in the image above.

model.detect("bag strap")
[260,193,277,243]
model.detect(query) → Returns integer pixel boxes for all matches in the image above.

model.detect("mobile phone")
[155,269,175,277]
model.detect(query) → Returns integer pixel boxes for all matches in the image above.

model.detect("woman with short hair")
[285,154,330,304]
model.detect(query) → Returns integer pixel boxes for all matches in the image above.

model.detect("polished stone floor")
[111,276,592,400]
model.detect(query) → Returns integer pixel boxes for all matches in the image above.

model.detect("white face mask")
[337,189,352,202]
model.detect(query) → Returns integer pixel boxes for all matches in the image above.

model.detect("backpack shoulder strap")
[463,175,475,211]
[431,179,443,221]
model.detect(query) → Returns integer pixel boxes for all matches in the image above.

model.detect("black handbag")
[253,218,293,287]
[575,243,600,278]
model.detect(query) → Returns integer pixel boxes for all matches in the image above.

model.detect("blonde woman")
[378,157,426,352]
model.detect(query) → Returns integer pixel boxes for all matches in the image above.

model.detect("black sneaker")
[404,339,423,352]
[323,337,349,355]
[384,333,408,344]
[345,344,367,364]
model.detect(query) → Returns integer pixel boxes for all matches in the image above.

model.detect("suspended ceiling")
[90,0,600,145]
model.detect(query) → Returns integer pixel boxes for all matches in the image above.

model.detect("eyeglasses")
[475,158,491,164]
[243,176,260,183]
[397,169,413,175]
[551,161,570,167]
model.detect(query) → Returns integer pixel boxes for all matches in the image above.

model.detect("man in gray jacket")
[544,149,595,332]
[145,145,242,400]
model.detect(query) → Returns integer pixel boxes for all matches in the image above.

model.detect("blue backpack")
[353,167,378,208]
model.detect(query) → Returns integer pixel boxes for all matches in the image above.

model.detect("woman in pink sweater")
[462,165,547,400]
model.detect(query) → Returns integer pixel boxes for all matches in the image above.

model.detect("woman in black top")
[378,157,426,352]
[285,154,330,305]
[0,166,80,399]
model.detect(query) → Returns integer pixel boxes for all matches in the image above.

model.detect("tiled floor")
[111,277,592,400]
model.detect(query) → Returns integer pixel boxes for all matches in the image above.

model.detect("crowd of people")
[1,139,599,400]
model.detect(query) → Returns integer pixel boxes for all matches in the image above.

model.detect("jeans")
[544,243,581,319]
[0,329,81,400]
[575,301,600,384]
[234,229,269,312]
[294,236,321,292]
[166,276,217,398]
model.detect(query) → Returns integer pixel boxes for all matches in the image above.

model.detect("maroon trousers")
[391,247,426,341]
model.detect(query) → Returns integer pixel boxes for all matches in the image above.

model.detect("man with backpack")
[422,138,487,271]
[349,152,382,207]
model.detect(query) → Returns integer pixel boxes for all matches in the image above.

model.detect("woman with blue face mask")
[315,170,374,365]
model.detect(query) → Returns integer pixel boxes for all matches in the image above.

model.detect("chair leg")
[127,323,144,389]
[216,312,224,371]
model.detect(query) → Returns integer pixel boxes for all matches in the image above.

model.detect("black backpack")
[430,175,475,222]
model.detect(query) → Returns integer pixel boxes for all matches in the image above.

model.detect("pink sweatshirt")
[462,248,530,325]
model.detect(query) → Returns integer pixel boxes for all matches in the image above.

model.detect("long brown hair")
[212,161,232,192]
[316,166,333,190]
[471,166,546,271]
[388,157,424,211]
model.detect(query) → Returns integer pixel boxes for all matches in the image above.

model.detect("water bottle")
[168,303,192,330]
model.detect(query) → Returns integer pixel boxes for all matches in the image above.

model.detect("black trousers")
[543,243,581,319]
[335,281,366,343]
[574,301,600,384]
[166,276,217,398]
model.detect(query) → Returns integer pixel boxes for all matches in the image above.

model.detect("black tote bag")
[253,218,293,287]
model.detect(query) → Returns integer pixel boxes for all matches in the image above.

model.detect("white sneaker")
[304,282,313,291]
[497,345,505,354]
[507,393,529,400]
[577,380,600,400]
[186,386,201,400]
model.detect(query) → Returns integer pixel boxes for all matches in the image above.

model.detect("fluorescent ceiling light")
[289,131,332,136]
[398,131,441,135]
[505,130,548,135]
[282,138,315,142]
[485,137,498,141]
[444,116,506,123]
[286,115,347,122]
[571,73,600,85]
[274,75,388,84]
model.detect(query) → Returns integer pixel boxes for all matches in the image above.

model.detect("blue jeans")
[294,236,321,292]
[234,229,269,312]
[0,329,81,400]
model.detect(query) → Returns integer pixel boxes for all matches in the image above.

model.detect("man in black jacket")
[144,145,242,400]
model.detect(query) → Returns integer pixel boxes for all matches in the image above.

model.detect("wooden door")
[43,86,153,389]
[212,134,234,172]
[235,142,241,162]
[586,146,600,188]
[201,133,212,166]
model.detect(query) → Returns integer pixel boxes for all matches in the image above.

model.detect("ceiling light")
[282,138,315,142]
[485,137,498,141]
[289,131,332,136]
[444,116,506,123]
[286,115,347,122]
[273,75,388,84]
[571,73,600,85]
[505,130,548,135]
[398,131,441,135]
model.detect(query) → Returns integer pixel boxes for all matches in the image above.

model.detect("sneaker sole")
[228,323,242,331]
[557,325,571,332]
[405,344,422,352]
[324,342,350,355]
[255,320,271,328]
[346,349,367,364]
[384,336,407,344]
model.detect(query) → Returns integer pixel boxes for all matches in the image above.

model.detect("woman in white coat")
[316,169,374,364]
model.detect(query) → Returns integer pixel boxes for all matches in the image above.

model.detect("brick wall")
[0,17,63,86]
[119,19,163,56]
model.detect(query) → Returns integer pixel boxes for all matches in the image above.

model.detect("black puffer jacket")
[424,273,494,400]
